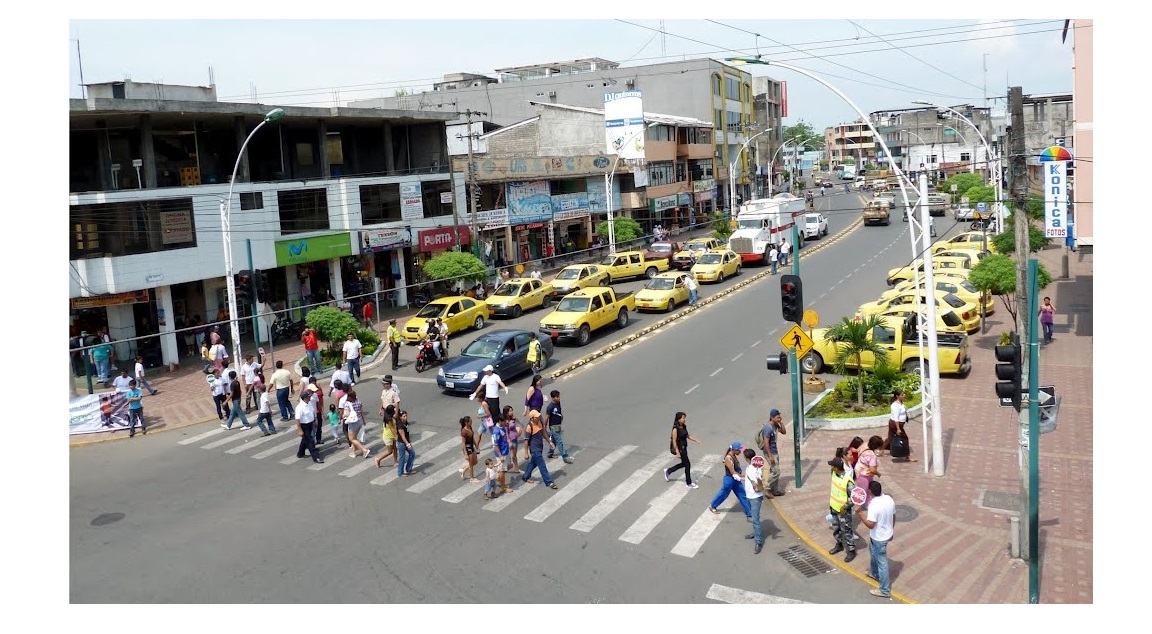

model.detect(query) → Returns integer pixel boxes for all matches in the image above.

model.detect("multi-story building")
[869,105,994,181]
[1071,19,1093,247]
[69,80,460,368]
[351,57,754,211]
[824,121,877,169]
[447,101,715,264]
[751,76,786,198]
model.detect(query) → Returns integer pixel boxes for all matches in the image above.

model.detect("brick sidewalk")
[770,243,1092,604]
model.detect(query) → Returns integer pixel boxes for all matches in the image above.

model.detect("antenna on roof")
[660,20,667,58]
[208,65,215,88]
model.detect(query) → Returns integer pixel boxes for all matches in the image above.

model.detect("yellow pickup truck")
[799,313,972,377]
[538,286,636,346]
[599,250,670,283]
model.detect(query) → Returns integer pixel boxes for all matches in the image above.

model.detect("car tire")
[903,359,925,376]
[541,294,552,309]
[511,305,522,319]
[536,352,549,371]
[801,352,824,374]
[645,267,658,279]
[717,272,724,283]
[600,277,611,287]
[667,300,675,312]
[735,265,742,276]
[616,310,628,329]
[577,325,591,346]
[473,316,484,331]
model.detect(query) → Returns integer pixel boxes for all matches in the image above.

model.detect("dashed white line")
[751,340,761,348]
[731,353,743,361]
[709,368,723,377]
[685,384,700,395]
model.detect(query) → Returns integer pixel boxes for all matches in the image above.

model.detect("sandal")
[707,507,719,515]
[548,483,558,490]
[469,478,480,483]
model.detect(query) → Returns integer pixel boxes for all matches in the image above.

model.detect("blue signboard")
[506,180,554,224]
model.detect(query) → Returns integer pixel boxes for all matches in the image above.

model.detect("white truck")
[727,193,806,265]
[840,164,857,181]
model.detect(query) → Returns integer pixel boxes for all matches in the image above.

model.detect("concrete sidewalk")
[770,243,1092,604]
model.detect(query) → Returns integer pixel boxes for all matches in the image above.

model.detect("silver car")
[954,206,977,221]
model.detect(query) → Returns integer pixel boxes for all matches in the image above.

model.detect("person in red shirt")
[362,300,374,329]
[302,327,322,373]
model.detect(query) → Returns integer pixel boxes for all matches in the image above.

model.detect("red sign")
[418,226,470,251]
[780,80,788,118]
[850,486,868,506]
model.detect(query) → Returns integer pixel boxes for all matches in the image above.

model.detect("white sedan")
[803,213,829,240]
[955,207,978,221]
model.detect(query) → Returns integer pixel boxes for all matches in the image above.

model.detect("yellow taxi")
[931,231,996,255]
[635,271,693,312]
[487,278,555,318]
[402,296,489,343]
[879,307,967,334]
[886,255,974,286]
[672,237,722,270]
[936,247,991,263]
[691,249,742,283]
[889,272,995,315]
[550,264,610,297]
[859,289,980,333]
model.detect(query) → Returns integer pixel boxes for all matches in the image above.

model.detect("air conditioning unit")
[625,79,635,88]
[547,91,556,98]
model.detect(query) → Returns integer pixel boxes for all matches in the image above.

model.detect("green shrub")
[809,372,922,418]
[305,307,360,352]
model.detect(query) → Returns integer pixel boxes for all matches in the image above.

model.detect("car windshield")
[492,283,521,297]
[958,279,978,293]
[737,219,762,229]
[600,256,619,266]
[461,338,504,359]
[415,303,446,318]
[555,269,581,280]
[805,216,820,225]
[650,244,673,253]
[697,253,722,264]
[941,293,965,308]
[646,278,676,290]
[556,297,591,312]
[687,242,711,251]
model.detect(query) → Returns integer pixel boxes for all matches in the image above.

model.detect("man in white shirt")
[768,245,779,275]
[330,363,353,394]
[857,480,896,599]
[342,333,363,381]
[470,364,508,423]
[111,369,134,393]
[742,450,767,554]
[133,356,158,396]
[684,273,698,306]
[779,238,791,267]
[240,354,260,411]
[294,390,323,464]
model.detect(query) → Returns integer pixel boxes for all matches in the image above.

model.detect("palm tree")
[825,315,890,406]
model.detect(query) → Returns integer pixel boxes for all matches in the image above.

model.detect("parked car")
[402,296,488,343]
[954,206,977,221]
[435,329,554,393]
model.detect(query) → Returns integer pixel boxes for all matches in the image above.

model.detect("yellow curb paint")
[767,496,918,604]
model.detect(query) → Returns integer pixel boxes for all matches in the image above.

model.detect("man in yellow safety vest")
[386,319,403,371]
[828,455,857,562]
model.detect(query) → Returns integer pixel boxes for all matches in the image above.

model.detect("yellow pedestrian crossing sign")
[780,324,814,359]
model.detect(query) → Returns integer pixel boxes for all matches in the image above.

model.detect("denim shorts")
[347,421,364,437]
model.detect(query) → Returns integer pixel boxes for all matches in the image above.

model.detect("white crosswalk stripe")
[570,455,668,533]
[178,428,226,445]
[525,445,635,523]
[202,428,261,449]
[671,500,744,558]
[253,437,304,459]
[705,584,809,604]
[619,453,719,545]
[368,432,438,486]
[225,430,288,454]
[405,443,475,493]
[338,440,390,477]
[483,449,580,512]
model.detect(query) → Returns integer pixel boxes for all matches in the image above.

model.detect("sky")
[64,17,1077,129]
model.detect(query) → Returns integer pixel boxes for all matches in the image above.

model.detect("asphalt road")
[71,185,973,604]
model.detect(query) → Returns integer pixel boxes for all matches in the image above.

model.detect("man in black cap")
[827,455,856,562]
[757,408,787,497]
[294,389,323,464]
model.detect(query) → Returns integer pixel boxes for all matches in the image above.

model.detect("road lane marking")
[178,428,226,445]
[482,448,581,511]
[254,437,304,460]
[355,436,458,478]
[201,428,261,449]
[705,584,809,604]
[524,446,636,523]
[751,340,760,348]
[671,500,746,558]
[441,478,483,503]
[367,432,438,485]
[731,353,743,361]
[619,453,719,545]
[225,430,289,454]
[709,368,723,377]
[571,455,669,533]
[685,384,700,395]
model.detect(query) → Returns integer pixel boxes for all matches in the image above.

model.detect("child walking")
[327,404,343,446]
[483,458,499,499]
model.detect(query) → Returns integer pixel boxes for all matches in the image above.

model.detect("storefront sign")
[160,210,194,245]
[453,155,615,182]
[477,208,510,230]
[506,180,554,224]
[440,192,454,204]
[360,226,412,253]
[512,223,544,231]
[694,190,714,202]
[400,182,425,220]
[551,192,590,221]
[275,233,354,267]
[1040,146,1073,239]
[677,193,692,206]
[692,179,716,193]
[418,226,470,252]
[650,195,679,212]
[70,289,150,310]
[586,177,621,214]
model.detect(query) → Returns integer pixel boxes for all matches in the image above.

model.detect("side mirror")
[446,313,456,318]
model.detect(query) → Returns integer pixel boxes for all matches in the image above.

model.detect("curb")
[547,217,865,381]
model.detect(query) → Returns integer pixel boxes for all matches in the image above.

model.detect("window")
[240,192,264,210]
[647,125,674,142]
[684,128,711,145]
[689,159,714,181]
[277,188,331,235]
[726,111,743,133]
[421,180,454,218]
[70,197,197,259]
[295,143,314,167]
[713,74,722,96]
[873,326,897,346]
[360,183,402,224]
[646,161,675,187]
[960,152,971,162]
[591,296,603,310]
[514,332,533,349]
[725,77,740,101]
[675,161,686,183]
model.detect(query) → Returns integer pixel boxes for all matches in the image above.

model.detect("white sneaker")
[220,423,229,429]
[686,483,699,489]
[363,449,371,460]
[664,469,670,482]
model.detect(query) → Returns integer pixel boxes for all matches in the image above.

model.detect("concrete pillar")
[106,305,135,368]
[285,265,303,321]
[155,285,178,367]
[234,116,252,182]
[140,114,157,189]
[318,120,331,178]
[95,121,112,190]
[383,123,396,174]
[329,258,344,300]
[392,249,407,307]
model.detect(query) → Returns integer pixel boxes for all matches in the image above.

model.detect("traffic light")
[766,351,787,374]
[780,274,803,323]
[257,270,271,303]
[995,332,1023,411]
[235,270,252,306]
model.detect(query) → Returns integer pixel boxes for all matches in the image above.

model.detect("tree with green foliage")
[823,315,891,406]
[990,224,1050,254]
[940,173,984,198]
[423,251,488,286]
[967,254,1052,326]
[709,210,734,242]
[596,217,643,244]
[960,185,996,205]
[781,121,819,149]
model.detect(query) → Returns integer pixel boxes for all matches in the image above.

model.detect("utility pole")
[457,109,487,255]
[1007,85,1035,562]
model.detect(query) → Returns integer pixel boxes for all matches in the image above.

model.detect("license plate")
[551,330,559,337]
[445,382,454,388]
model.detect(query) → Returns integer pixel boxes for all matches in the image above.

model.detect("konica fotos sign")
[1040,146,1073,239]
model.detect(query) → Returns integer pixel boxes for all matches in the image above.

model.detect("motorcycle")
[271,316,305,344]
[414,337,448,373]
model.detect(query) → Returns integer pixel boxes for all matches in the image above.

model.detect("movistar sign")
[274,233,354,267]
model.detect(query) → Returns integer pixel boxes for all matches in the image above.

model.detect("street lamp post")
[768,135,817,196]
[728,55,945,477]
[729,127,772,213]
[913,100,1002,229]
[222,107,285,365]
[605,122,657,255]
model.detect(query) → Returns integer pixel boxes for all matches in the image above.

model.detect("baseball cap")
[751,456,765,468]
[770,408,781,418]
[300,390,313,399]
[307,384,319,392]
[483,365,494,372]
[730,442,742,451]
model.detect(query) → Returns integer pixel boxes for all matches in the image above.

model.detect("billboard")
[506,180,554,225]
[1040,146,1073,239]
[604,90,645,160]
[400,182,424,220]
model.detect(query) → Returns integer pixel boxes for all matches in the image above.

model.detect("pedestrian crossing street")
[178,425,752,559]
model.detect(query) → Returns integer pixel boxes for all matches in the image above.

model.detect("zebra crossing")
[178,425,750,558]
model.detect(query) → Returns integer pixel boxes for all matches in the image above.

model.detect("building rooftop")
[495,58,620,80]
[527,100,712,128]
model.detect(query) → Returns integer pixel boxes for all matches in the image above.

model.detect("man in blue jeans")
[708,442,752,519]
[521,410,558,489]
[857,480,895,599]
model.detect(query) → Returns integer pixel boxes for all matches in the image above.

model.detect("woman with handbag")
[883,390,917,462]
[664,412,702,489]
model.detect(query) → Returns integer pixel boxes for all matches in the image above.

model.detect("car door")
[461,298,479,327]
[674,275,687,302]
[628,253,641,277]
[577,267,590,288]
[511,332,535,376]
[859,323,899,369]
[525,280,541,308]
[444,301,464,332]
[589,293,606,328]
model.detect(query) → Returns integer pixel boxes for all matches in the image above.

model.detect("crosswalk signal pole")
[788,345,803,489]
